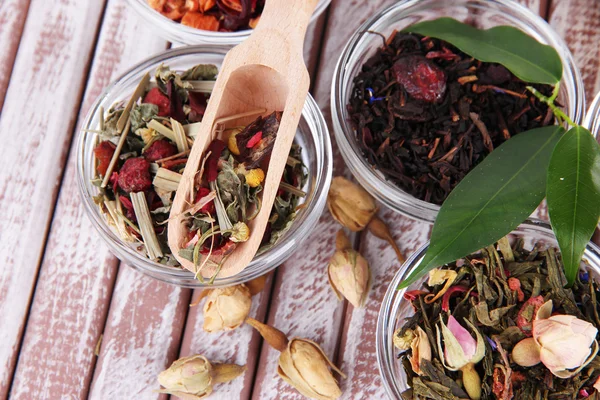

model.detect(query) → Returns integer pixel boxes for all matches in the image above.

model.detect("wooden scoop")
[168,0,319,280]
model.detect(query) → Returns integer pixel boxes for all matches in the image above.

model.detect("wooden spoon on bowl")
[168,0,319,280]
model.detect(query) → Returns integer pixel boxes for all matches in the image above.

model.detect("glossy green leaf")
[405,18,562,85]
[400,126,564,288]
[547,126,600,286]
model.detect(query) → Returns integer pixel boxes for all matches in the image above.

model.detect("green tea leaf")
[400,126,564,288]
[405,18,563,85]
[547,126,600,285]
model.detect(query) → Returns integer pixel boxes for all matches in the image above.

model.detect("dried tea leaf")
[420,360,468,398]
[181,64,218,81]
[474,302,514,326]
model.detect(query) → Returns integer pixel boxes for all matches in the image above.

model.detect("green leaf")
[547,126,600,285]
[399,126,564,288]
[405,17,563,85]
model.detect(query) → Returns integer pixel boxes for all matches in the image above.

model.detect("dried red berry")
[195,187,215,214]
[143,87,170,117]
[516,295,545,336]
[117,157,152,193]
[144,139,177,162]
[391,55,447,103]
[94,141,116,175]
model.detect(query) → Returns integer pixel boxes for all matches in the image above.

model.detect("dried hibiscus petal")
[391,55,447,103]
[188,92,207,122]
[119,195,136,222]
[143,87,170,117]
[94,141,116,175]
[195,187,215,214]
[206,139,226,182]
[117,157,153,193]
[144,139,177,162]
[167,80,186,122]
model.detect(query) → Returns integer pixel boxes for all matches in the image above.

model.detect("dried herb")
[348,31,555,205]
[148,0,264,32]
[91,64,307,275]
[395,238,600,399]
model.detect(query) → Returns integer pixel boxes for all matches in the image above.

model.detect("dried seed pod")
[327,177,378,231]
[367,216,405,264]
[157,354,245,399]
[327,232,371,308]
[203,285,252,332]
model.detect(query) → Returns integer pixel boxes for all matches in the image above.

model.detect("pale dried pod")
[327,176,378,231]
[366,216,405,264]
[203,284,252,332]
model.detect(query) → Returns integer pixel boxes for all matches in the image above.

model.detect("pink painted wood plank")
[0,0,107,397]
[88,267,191,400]
[8,1,169,398]
[177,274,275,400]
[0,0,31,111]
[548,0,600,102]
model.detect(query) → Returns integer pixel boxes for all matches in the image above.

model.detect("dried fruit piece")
[181,12,220,30]
[144,139,178,162]
[143,87,170,117]
[117,157,152,193]
[94,141,116,175]
[391,55,447,103]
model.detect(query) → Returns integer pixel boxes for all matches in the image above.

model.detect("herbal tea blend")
[394,238,600,400]
[148,0,264,32]
[348,31,556,204]
[91,64,306,277]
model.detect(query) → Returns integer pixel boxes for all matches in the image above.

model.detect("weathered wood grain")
[177,274,274,400]
[7,1,168,398]
[88,267,191,400]
[0,0,31,111]
[548,0,600,102]
[0,0,107,397]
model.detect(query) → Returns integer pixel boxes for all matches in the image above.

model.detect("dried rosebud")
[436,315,485,400]
[327,242,370,308]
[157,354,245,399]
[512,300,599,378]
[327,177,378,232]
[246,318,345,400]
[203,285,252,332]
[278,339,345,400]
[229,222,250,243]
[409,326,431,375]
[393,328,416,351]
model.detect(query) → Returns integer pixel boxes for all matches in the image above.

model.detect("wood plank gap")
[307,9,330,92]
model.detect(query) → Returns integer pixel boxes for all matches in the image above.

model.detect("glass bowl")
[127,0,331,46]
[376,218,600,399]
[331,0,586,224]
[584,90,600,137]
[76,45,332,288]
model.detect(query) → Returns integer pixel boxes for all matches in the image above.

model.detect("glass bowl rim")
[76,44,332,288]
[330,0,587,225]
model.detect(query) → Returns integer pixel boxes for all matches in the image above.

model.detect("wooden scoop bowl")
[168,0,319,280]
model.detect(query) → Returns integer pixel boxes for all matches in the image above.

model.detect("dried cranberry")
[391,55,447,103]
[143,87,170,117]
[117,157,152,193]
[144,139,177,162]
[195,187,215,214]
[94,141,116,175]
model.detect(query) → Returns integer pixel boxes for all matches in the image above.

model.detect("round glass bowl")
[127,0,331,46]
[584,90,600,137]
[331,0,586,224]
[376,219,600,399]
[77,45,332,288]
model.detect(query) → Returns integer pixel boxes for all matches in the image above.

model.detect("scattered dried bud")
[203,285,251,332]
[511,337,541,367]
[245,168,265,188]
[366,216,405,264]
[327,247,370,308]
[393,328,416,351]
[157,355,245,399]
[409,326,432,375]
[278,338,345,400]
[327,177,378,231]
[229,222,250,243]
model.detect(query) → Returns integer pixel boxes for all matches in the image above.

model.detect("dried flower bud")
[327,246,370,308]
[157,354,245,399]
[203,285,252,332]
[393,328,416,351]
[409,326,432,375]
[278,338,345,400]
[229,222,250,243]
[327,177,378,231]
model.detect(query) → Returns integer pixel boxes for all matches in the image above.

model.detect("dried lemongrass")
[99,106,105,131]
[104,199,135,241]
[183,122,202,138]
[148,119,177,142]
[171,118,190,153]
[279,182,306,198]
[156,150,190,164]
[287,155,301,167]
[116,72,150,131]
[153,168,182,192]
[188,80,216,93]
[101,119,131,188]
[131,192,163,260]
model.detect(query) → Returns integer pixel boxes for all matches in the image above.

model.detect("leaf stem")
[527,84,575,128]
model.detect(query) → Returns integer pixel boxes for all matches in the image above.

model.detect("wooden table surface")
[1,0,599,399]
